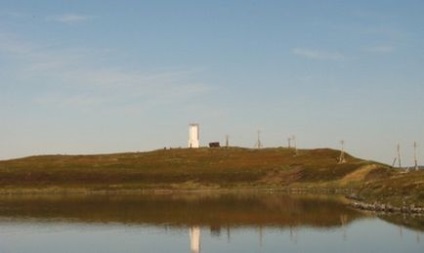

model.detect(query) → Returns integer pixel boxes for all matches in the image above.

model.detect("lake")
[0,193,422,252]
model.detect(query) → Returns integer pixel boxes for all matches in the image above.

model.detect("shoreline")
[350,200,424,215]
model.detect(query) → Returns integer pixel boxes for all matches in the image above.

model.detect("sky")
[0,0,423,166]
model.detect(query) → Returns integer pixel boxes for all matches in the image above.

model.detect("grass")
[357,170,424,206]
[0,147,422,206]
[0,147,364,188]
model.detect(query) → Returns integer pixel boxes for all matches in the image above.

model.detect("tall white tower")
[188,123,200,148]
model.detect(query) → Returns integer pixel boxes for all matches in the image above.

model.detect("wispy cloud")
[0,32,34,54]
[0,33,210,110]
[292,48,345,61]
[0,11,27,19]
[46,13,94,24]
[365,45,395,54]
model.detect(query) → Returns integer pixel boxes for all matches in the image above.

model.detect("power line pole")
[225,135,229,148]
[338,140,346,164]
[392,157,397,167]
[414,141,418,171]
[256,130,262,149]
[397,144,402,169]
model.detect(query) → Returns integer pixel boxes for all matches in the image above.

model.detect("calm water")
[0,193,422,253]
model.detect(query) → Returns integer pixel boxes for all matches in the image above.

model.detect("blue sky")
[0,0,423,166]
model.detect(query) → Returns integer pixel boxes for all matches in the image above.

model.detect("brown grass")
[0,147,367,190]
[0,147,423,207]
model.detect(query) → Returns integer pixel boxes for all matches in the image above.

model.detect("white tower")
[188,124,200,148]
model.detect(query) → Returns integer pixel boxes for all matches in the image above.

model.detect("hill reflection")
[0,192,365,229]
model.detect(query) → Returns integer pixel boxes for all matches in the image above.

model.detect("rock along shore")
[350,201,424,215]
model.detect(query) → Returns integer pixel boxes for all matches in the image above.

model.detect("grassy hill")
[0,147,422,206]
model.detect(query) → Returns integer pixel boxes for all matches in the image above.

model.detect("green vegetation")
[0,147,422,207]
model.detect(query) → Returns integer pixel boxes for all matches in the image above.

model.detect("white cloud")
[292,48,345,61]
[47,13,94,24]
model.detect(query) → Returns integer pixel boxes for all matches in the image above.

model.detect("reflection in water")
[0,193,422,253]
[340,214,348,240]
[0,192,423,233]
[0,220,421,253]
[183,221,423,253]
[0,193,365,228]
[189,226,200,253]
[290,225,298,243]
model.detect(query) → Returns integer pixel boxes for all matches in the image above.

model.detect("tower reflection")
[189,226,201,253]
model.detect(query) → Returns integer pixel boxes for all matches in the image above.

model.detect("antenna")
[414,141,418,171]
[338,140,346,164]
[397,144,402,169]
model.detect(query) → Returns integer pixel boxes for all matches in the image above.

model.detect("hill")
[0,147,422,207]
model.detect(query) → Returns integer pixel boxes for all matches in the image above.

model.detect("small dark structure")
[209,142,220,148]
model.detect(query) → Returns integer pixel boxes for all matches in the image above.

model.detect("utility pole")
[338,140,346,164]
[414,141,418,171]
[225,135,229,148]
[288,137,292,149]
[397,144,402,169]
[255,130,262,149]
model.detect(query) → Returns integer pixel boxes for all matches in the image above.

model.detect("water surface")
[0,193,422,252]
